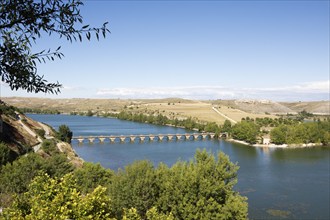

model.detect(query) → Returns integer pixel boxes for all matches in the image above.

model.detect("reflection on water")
[28,114,330,220]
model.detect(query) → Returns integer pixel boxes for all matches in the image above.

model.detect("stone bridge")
[72,132,228,144]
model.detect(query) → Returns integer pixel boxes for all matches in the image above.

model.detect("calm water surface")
[28,114,330,220]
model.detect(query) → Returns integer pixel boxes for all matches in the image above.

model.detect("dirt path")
[38,122,53,139]
[212,107,237,124]
[16,112,42,142]
[15,112,42,152]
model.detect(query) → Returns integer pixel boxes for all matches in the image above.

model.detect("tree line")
[102,111,225,137]
[230,117,330,145]
[270,121,329,145]
[19,108,61,115]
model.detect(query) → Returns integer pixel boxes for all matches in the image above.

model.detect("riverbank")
[228,138,328,148]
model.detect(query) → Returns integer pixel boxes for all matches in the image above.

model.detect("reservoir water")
[28,114,330,220]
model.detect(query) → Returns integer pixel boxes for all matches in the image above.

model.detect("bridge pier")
[77,138,85,144]
[88,137,95,143]
[185,135,191,140]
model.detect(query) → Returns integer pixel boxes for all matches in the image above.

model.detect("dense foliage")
[0,152,73,195]
[109,150,247,219]
[73,162,113,194]
[0,0,109,94]
[56,124,73,144]
[155,151,247,220]
[0,150,248,219]
[19,108,61,115]
[2,173,114,219]
[231,121,260,144]
[3,172,174,220]
[231,117,330,145]
[270,120,330,145]
[0,142,18,166]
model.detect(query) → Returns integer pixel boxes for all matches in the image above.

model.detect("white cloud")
[95,80,329,101]
[2,80,328,101]
[254,80,329,93]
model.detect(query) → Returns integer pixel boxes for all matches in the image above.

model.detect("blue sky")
[1,0,329,101]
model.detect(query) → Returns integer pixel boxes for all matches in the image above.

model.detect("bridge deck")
[72,132,227,144]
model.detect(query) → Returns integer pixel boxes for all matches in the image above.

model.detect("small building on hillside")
[262,137,271,145]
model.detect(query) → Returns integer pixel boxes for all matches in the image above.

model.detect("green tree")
[222,120,232,133]
[0,152,73,195]
[231,121,260,144]
[41,139,59,155]
[109,160,160,219]
[43,153,74,178]
[56,124,73,144]
[2,173,114,219]
[0,153,45,194]
[0,142,18,167]
[270,125,288,145]
[108,150,247,220]
[73,162,113,194]
[156,150,248,219]
[204,122,220,133]
[0,0,109,94]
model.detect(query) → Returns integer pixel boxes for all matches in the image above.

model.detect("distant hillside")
[2,97,329,126]
[233,100,294,114]
[281,101,329,115]
[212,99,329,115]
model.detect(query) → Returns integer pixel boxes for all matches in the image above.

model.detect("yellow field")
[138,100,277,124]
[6,97,324,125]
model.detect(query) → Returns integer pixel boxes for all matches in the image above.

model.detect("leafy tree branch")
[0,0,110,94]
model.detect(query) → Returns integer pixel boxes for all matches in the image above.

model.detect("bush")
[35,129,45,139]
[56,125,73,144]
[0,142,18,167]
[41,139,59,155]
[73,162,113,194]
[0,152,73,194]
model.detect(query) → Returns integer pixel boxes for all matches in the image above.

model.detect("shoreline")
[228,138,328,148]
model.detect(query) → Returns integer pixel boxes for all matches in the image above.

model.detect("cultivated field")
[2,97,329,125]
